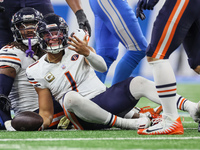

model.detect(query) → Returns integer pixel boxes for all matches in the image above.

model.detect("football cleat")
[138,105,162,119]
[137,115,184,135]
[189,101,200,123]
[5,120,16,131]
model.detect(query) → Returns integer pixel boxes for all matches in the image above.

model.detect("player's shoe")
[4,120,16,131]
[137,115,184,135]
[189,101,200,123]
[137,105,163,119]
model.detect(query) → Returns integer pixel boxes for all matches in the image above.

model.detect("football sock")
[112,50,145,85]
[112,117,140,130]
[176,94,196,112]
[150,59,179,120]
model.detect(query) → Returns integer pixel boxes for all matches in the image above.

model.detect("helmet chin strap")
[23,38,38,46]
[46,44,64,54]
[25,38,34,58]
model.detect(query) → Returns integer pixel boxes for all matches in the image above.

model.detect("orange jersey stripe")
[29,81,38,84]
[157,88,176,93]
[152,0,189,59]
[179,98,186,110]
[0,56,21,61]
[0,65,10,68]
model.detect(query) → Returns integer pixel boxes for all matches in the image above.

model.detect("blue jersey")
[146,0,200,70]
[0,0,54,48]
[89,0,147,84]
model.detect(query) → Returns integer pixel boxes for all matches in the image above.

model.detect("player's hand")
[136,0,146,20]
[0,94,11,112]
[0,6,5,12]
[67,34,90,57]
[75,9,91,37]
[137,0,159,10]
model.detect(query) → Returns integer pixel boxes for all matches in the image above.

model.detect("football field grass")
[0,84,200,150]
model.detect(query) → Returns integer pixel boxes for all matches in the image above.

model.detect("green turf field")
[0,84,200,150]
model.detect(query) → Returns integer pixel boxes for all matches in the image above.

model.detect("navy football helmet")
[11,7,43,46]
[36,13,69,54]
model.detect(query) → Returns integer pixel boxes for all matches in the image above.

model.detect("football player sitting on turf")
[26,13,200,131]
[0,7,64,130]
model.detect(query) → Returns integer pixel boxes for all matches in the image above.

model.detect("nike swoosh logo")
[146,127,163,133]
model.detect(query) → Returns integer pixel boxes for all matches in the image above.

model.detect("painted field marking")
[1,137,200,141]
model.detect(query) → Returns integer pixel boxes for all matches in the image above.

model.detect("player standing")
[136,0,200,135]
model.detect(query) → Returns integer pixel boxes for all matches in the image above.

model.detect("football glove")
[0,94,11,112]
[75,9,91,37]
[136,0,146,21]
[136,0,159,20]
[0,6,5,12]
[57,116,72,129]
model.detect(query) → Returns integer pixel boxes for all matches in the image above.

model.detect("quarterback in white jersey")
[26,13,153,130]
[27,48,106,105]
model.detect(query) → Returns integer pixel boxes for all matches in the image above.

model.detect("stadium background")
[51,0,200,84]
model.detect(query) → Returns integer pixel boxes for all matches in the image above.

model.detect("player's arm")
[68,35,107,73]
[0,67,16,115]
[34,87,54,130]
[65,0,91,36]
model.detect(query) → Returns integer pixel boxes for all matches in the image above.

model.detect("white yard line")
[1,137,200,141]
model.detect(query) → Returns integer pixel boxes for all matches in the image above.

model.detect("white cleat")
[5,120,16,131]
[138,115,184,135]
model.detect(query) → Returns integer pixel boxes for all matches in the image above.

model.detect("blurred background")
[51,0,200,84]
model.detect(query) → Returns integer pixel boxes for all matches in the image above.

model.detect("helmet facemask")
[38,24,68,54]
[14,21,39,46]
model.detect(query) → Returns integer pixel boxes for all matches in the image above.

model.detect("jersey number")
[64,71,78,92]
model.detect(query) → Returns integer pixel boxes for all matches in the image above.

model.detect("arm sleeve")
[86,51,107,73]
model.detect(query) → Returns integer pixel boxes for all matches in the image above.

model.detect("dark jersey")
[146,0,200,69]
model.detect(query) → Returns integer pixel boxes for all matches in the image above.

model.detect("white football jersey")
[26,48,106,105]
[0,45,39,114]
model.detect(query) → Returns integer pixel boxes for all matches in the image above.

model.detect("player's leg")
[179,16,200,123]
[129,76,200,122]
[26,0,54,15]
[62,91,150,130]
[138,0,197,135]
[0,1,20,48]
[89,0,147,84]
[94,16,119,83]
